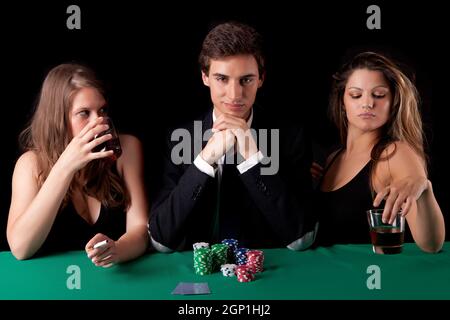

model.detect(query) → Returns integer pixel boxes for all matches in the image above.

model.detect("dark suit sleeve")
[239,126,315,245]
[149,140,212,250]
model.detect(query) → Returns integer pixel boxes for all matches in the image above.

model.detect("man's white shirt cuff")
[286,222,319,251]
[194,154,217,178]
[237,151,264,174]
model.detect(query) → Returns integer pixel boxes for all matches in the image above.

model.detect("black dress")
[35,201,126,256]
[314,149,375,246]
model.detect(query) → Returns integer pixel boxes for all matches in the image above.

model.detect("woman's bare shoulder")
[11,150,40,185]
[15,150,39,171]
[382,141,426,176]
[116,134,143,174]
[119,134,143,153]
[384,141,422,162]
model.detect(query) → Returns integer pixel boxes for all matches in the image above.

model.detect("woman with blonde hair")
[312,52,445,252]
[7,63,149,265]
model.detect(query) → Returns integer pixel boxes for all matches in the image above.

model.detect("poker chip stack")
[211,244,229,270]
[246,250,264,273]
[221,239,239,262]
[192,240,265,281]
[234,248,249,266]
[220,263,237,277]
[193,247,213,275]
[235,265,255,282]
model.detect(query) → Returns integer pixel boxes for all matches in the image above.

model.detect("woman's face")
[70,87,108,137]
[343,68,392,134]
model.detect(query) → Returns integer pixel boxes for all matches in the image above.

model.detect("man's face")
[202,54,263,120]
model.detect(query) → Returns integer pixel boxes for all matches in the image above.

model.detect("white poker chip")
[220,263,236,277]
[193,242,210,250]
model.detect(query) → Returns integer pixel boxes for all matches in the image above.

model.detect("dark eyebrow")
[240,74,257,78]
[211,73,257,79]
[212,73,228,78]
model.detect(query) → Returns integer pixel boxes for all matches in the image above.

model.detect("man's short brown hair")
[199,21,265,78]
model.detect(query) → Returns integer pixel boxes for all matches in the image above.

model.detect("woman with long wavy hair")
[7,63,149,265]
[312,52,445,253]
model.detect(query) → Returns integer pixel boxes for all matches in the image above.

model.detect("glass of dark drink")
[93,117,122,160]
[367,209,405,254]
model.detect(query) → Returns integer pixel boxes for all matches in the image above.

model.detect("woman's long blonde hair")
[20,63,130,209]
[329,52,427,174]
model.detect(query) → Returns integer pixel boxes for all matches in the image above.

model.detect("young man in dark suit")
[149,22,316,251]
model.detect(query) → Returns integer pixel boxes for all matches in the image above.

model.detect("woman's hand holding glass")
[55,117,114,174]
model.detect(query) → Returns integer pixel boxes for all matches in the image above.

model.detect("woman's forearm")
[414,180,445,253]
[115,225,149,262]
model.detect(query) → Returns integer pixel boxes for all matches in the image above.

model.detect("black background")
[1,1,448,250]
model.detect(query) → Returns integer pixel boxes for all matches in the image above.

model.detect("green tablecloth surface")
[1,243,449,299]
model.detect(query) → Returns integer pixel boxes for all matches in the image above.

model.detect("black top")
[36,201,126,256]
[315,149,374,245]
[149,108,315,250]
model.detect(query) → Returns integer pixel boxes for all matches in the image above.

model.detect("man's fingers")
[311,163,323,178]
[214,122,242,132]
[214,115,247,130]
[311,167,322,178]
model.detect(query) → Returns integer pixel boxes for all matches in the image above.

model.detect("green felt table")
[1,243,449,300]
